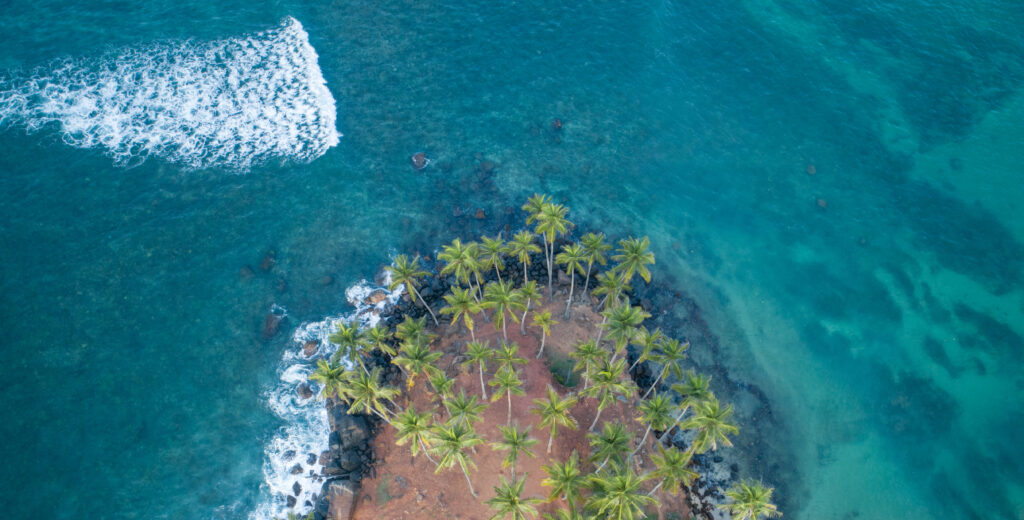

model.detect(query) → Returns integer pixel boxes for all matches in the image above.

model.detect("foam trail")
[250,275,401,520]
[0,17,339,170]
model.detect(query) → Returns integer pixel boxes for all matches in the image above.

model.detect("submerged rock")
[410,152,429,170]
[297,382,313,400]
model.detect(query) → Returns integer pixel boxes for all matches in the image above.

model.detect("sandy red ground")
[352,296,690,520]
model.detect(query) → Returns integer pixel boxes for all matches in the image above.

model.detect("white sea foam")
[0,17,339,170]
[250,275,402,520]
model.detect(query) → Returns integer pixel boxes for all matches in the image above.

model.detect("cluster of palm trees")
[304,194,780,520]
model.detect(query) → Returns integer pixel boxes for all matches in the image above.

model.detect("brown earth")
[352,292,690,520]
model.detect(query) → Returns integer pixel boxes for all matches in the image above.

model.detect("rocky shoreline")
[303,233,784,520]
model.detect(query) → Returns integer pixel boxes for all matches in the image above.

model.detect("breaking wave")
[0,17,339,170]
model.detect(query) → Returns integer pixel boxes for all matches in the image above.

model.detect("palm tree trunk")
[520,300,531,336]
[564,271,575,319]
[547,430,555,454]
[461,465,477,497]
[410,286,439,325]
[589,406,604,431]
[595,315,607,344]
[536,333,547,359]
[419,439,437,464]
[544,241,553,297]
[478,365,488,400]
[523,262,529,284]
[494,263,503,284]
[501,315,508,341]
[629,355,643,373]
[507,391,513,425]
[643,366,668,399]
[630,424,654,458]
[581,262,593,302]
[647,480,664,497]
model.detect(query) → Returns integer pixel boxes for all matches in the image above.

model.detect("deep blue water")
[1,1,1022,519]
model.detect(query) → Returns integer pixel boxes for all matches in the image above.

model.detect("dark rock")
[239,266,255,279]
[262,313,284,340]
[410,152,428,170]
[551,118,563,131]
[474,208,486,219]
[260,250,276,272]
[303,340,319,357]
[283,450,296,460]
[290,464,303,475]
[817,198,827,209]
[319,451,330,466]
[308,453,318,465]
[318,275,335,286]
[297,382,314,400]
[293,481,302,496]
[277,278,288,294]
[318,479,357,520]
[478,160,496,174]
[286,495,297,508]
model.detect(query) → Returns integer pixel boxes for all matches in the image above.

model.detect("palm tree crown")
[631,392,675,458]
[508,231,542,284]
[532,385,579,453]
[445,389,489,428]
[592,269,632,311]
[541,450,585,514]
[586,467,657,520]
[393,404,437,463]
[522,193,551,225]
[612,236,655,284]
[429,422,485,496]
[441,286,480,340]
[483,280,525,341]
[680,396,739,454]
[535,202,572,297]
[642,338,689,399]
[722,480,782,520]
[517,280,542,336]
[386,254,439,325]
[601,304,650,362]
[308,359,349,401]
[480,234,507,283]
[579,232,611,300]
[345,366,399,420]
[490,366,526,425]
[486,475,543,520]
[584,357,636,431]
[491,423,538,478]
[587,422,631,470]
[532,310,557,359]
[647,445,698,497]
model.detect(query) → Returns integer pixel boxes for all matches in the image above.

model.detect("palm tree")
[439,238,480,299]
[395,315,432,344]
[393,404,438,465]
[532,310,557,359]
[392,337,442,389]
[660,370,714,444]
[483,280,524,341]
[584,358,635,431]
[541,450,585,516]
[646,446,698,497]
[486,475,543,520]
[628,327,663,372]
[366,326,396,357]
[587,422,630,471]
[386,254,438,325]
[522,193,550,225]
[428,371,456,401]
[630,393,674,459]
[441,287,480,340]
[586,467,657,520]
[480,234,507,283]
[492,423,538,478]
[308,359,349,401]
[601,305,650,363]
[721,480,782,520]
[489,366,526,425]
[496,341,529,372]
[508,231,542,284]
[534,202,572,297]
[642,338,689,399]
[445,389,488,428]
[429,423,484,496]
[531,385,579,453]
[592,269,632,311]
[612,236,655,284]
[516,281,542,336]
[345,366,399,420]
[555,243,586,318]
[540,510,581,520]
[680,396,739,454]
[462,340,495,399]
[328,320,367,371]
[579,232,611,301]
[569,339,606,390]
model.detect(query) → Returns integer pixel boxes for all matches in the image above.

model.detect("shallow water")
[1,1,1022,519]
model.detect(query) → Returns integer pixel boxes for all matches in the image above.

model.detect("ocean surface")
[1,1,1022,519]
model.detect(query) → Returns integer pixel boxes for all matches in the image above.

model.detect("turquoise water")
[1,1,1022,519]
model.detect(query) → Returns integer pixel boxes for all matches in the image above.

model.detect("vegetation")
[304,194,778,520]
